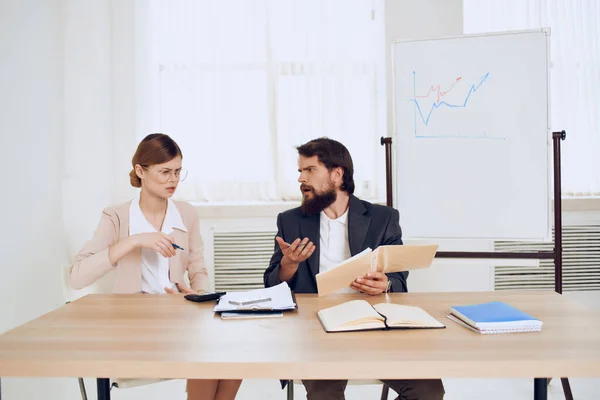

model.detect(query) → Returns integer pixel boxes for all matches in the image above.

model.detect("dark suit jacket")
[264,195,408,293]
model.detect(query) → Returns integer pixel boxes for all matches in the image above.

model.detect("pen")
[229,297,272,306]
[172,243,185,250]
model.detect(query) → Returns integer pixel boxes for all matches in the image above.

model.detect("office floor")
[105,377,599,400]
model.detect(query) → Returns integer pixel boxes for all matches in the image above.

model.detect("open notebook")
[317,300,445,333]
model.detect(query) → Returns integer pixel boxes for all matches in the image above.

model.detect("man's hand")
[276,236,315,282]
[277,236,315,264]
[350,271,388,295]
[164,283,196,295]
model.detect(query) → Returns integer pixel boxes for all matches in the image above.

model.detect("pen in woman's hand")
[172,243,185,250]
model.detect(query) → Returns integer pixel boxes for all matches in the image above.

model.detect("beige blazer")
[69,200,209,294]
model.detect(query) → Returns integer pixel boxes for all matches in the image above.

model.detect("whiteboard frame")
[390,28,552,241]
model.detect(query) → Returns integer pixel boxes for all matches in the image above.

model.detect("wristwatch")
[385,279,393,293]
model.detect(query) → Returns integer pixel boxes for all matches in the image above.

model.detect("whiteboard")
[392,29,551,240]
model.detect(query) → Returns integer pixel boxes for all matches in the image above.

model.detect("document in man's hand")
[316,245,438,297]
[213,282,297,313]
[317,300,445,333]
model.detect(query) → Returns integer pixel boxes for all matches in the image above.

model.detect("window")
[464,0,600,196]
[138,0,386,202]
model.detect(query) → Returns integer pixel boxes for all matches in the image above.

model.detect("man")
[264,138,444,400]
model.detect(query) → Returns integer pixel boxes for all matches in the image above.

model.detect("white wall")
[62,0,139,281]
[0,0,66,331]
[60,0,141,299]
[0,0,73,398]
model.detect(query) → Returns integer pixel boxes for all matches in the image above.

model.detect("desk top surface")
[1,291,599,379]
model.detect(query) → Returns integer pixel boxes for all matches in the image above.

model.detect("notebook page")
[318,300,385,332]
[373,303,444,328]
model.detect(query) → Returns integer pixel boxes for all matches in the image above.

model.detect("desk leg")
[561,378,574,400]
[97,378,110,400]
[534,378,548,400]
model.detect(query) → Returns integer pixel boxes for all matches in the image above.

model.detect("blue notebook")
[449,301,542,334]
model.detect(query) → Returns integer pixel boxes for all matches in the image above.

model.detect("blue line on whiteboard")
[414,71,489,127]
[412,71,504,140]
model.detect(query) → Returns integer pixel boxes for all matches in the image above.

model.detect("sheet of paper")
[221,311,283,319]
[316,250,374,297]
[330,248,372,270]
[375,244,439,273]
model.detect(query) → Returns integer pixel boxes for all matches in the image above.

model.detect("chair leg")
[380,383,390,400]
[77,378,88,400]
[287,380,294,400]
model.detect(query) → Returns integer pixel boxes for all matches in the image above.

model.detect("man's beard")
[300,183,337,215]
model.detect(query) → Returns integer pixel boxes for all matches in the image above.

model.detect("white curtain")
[139,0,386,202]
[463,0,600,196]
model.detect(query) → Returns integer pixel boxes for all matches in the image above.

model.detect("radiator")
[212,231,276,292]
[494,225,600,291]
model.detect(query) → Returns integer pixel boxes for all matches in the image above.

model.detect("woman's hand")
[130,232,177,258]
[164,283,196,295]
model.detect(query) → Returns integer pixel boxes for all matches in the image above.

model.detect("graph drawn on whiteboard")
[409,71,505,140]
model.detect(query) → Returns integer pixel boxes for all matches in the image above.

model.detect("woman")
[69,133,242,400]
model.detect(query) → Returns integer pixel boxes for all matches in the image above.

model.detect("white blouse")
[129,193,188,294]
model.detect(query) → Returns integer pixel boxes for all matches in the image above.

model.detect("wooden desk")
[1,291,599,400]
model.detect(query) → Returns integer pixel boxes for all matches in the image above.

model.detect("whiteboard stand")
[381,131,574,400]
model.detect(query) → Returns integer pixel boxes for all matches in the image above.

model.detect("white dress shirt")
[129,193,188,294]
[319,209,358,293]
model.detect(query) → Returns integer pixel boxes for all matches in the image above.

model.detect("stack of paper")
[220,311,283,320]
[213,282,296,313]
[448,301,543,334]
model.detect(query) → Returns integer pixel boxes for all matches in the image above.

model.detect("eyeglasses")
[143,167,188,183]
